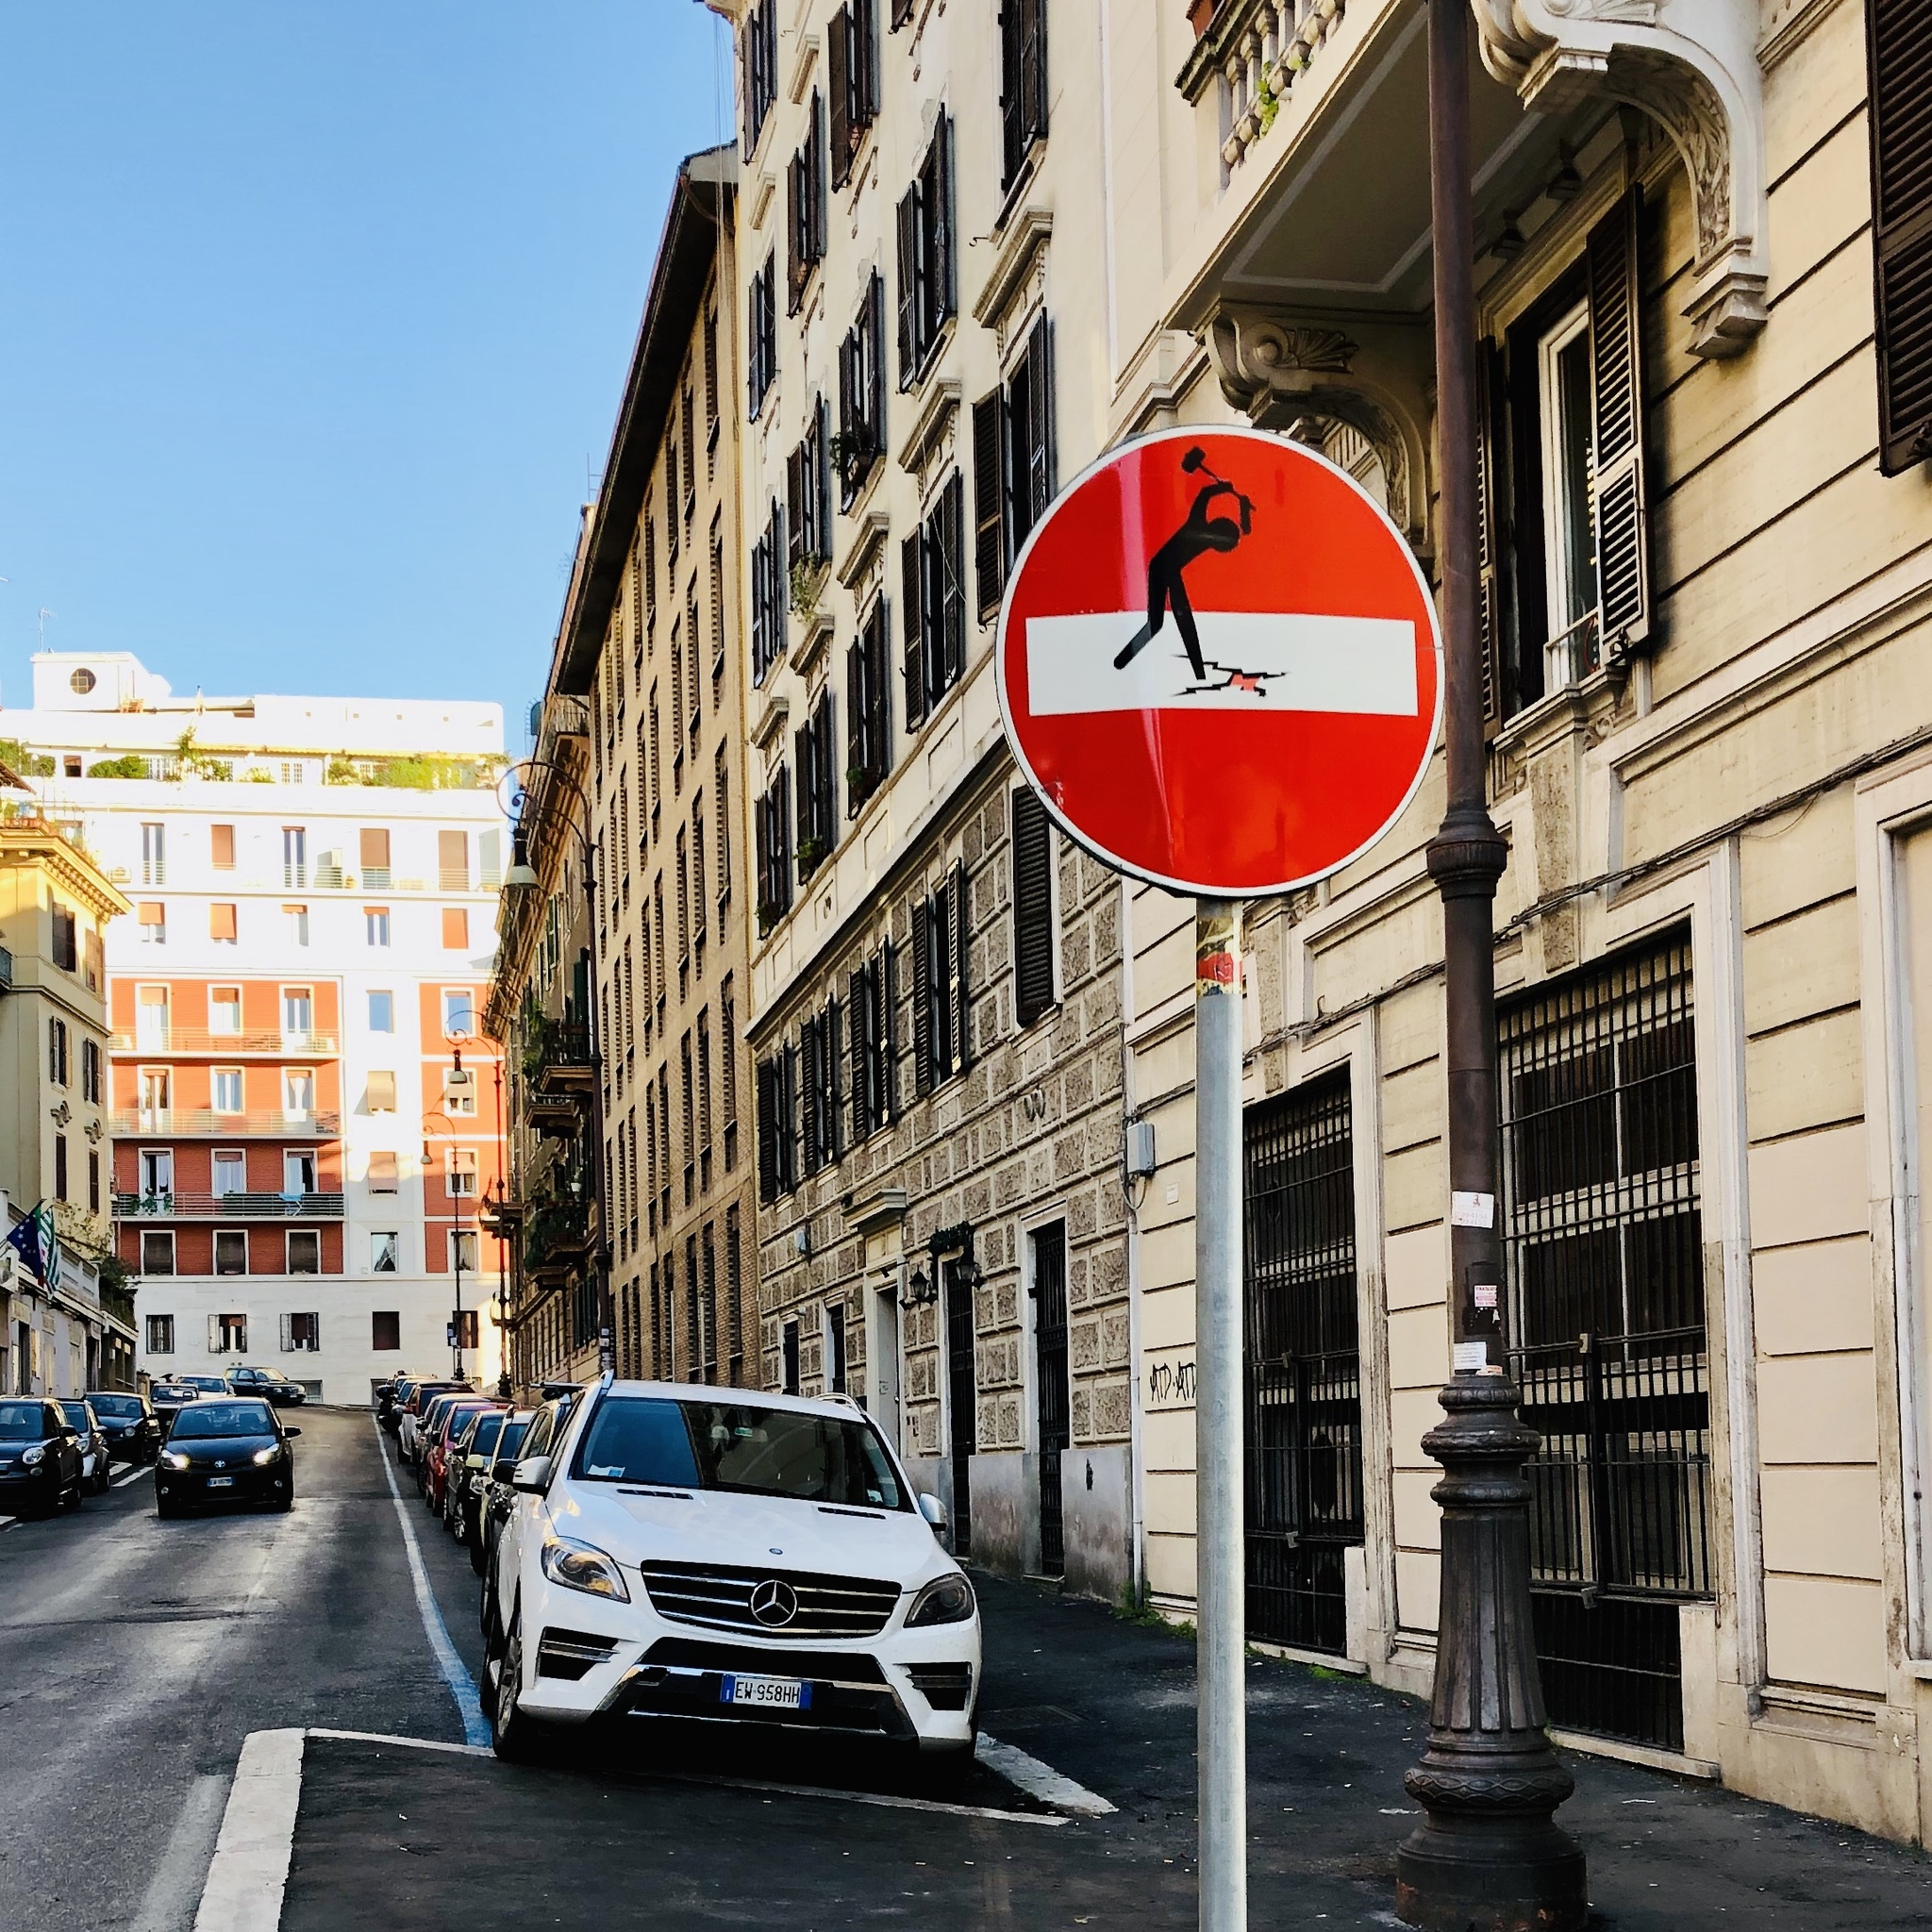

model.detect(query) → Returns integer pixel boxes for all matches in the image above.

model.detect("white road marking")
[191,1727,304,1932]
[656,1764,1068,1826]
[132,1771,231,1932]
[307,1725,492,1758]
[372,1421,491,1746]
[114,1465,152,1488]
[1025,609,1419,716]
[974,1733,1117,1816]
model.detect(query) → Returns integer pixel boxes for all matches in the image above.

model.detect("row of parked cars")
[0,1366,306,1521]
[375,1370,984,1785]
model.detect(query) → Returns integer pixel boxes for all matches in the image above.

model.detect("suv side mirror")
[511,1454,554,1494]
[491,1457,517,1483]
[284,1426,302,1438]
[918,1492,952,1547]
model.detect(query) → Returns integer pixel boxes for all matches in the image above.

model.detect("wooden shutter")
[786,152,804,308]
[1026,314,1056,522]
[881,936,899,1118]
[1586,190,1650,650]
[939,473,965,689]
[1022,0,1047,149]
[892,0,913,27]
[848,968,869,1141]
[854,0,876,121]
[895,185,918,384]
[828,8,852,191]
[901,532,926,727]
[845,641,865,803]
[827,998,843,1158]
[932,116,954,321]
[1870,0,1932,473]
[1011,787,1055,1026]
[911,896,934,1095]
[951,858,973,1073]
[208,1314,223,1354]
[1475,336,1506,723]
[801,1016,822,1172]
[973,391,1006,621]
[780,1043,799,1190]
[1000,0,1022,183]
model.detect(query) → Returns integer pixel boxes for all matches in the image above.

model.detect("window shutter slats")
[1012,788,1056,1027]
[1026,313,1056,521]
[828,8,852,192]
[1871,0,1932,472]
[1475,336,1505,724]
[1586,190,1651,650]
[933,115,954,323]
[973,392,1005,622]
[940,472,965,689]
[901,532,926,727]
[951,858,972,1074]
[911,896,934,1095]
[895,187,918,386]
[882,935,899,1117]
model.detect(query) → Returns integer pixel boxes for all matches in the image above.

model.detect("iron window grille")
[1242,1072,1363,1656]
[1500,927,1710,1753]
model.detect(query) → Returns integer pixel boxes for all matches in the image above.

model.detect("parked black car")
[226,1366,308,1407]
[157,1399,300,1516]
[88,1391,161,1465]
[55,1400,112,1494]
[0,1399,85,1517]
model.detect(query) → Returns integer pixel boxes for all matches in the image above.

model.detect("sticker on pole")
[995,425,1442,897]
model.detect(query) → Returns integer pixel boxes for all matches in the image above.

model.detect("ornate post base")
[1395,1376,1588,1932]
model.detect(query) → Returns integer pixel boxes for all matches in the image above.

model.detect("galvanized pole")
[1394,0,1588,1923]
[1194,900,1245,1932]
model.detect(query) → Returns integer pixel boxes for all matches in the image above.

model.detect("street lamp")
[1395,0,1587,1924]
[423,1094,473,1385]
[500,756,615,1377]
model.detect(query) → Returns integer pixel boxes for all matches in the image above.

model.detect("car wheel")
[468,1519,488,1576]
[900,1737,976,1800]
[491,1613,547,1763]
[275,1489,294,1512]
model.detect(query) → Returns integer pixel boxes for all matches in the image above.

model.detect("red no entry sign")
[996,426,1442,898]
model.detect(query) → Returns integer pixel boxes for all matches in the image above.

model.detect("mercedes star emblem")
[749,1578,799,1627]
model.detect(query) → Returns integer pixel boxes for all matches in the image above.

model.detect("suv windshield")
[0,1404,50,1441]
[91,1395,143,1418]
[171,1402,275,1440]
[572,1399,906,1510]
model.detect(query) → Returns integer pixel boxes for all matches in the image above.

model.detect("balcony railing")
[1180,0,1347,175]
[112,1029,339,1057]
[113,1191,346,1220]
[111,1109,341,1141]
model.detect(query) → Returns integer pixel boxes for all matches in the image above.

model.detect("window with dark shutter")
[801,1013,823,1174]
[749,252,776,417]
[795,690,838,879]
[1586,192,1650,651]
[973,392,1005,621]
[838,275,887,507]
[901,532,926,729]
[778,1042,799,1193]
[895,185,920,387]
[1870,0,1932,472]
[850,961,874,1142]
[1000,0,1048,187]
[912,895,935,1095]
[891,0,913,26]
[950,857,973,1073]
[757,1057,780,1202]
[1012,787,1056,1026]
[828,9,852,191]
[896,118,955,387]
[852,0,878,127]
[788,94,826,313]
[848,597,891,811]
[935,472,965,695]
[1024,314,1056,529]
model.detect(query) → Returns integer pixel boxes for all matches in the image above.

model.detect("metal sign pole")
[1195,899,1246,1932]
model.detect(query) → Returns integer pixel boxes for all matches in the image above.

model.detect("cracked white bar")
[1024,610,1419,717]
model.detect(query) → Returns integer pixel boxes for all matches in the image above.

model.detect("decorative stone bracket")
[1471,0,1768,357]
[1205,306,1437,558]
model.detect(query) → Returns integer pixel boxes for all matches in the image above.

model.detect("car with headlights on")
[483,1379,979,1778]
[56,1399,112,1494]
[156,1398,300,1516]
[0,1400,86,1516]
[88,1391,161,1465]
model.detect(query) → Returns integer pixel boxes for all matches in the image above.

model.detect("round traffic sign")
[995,425,1442,898]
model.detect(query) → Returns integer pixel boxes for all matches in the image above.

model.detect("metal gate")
[1033,1224,1070,1577]
[1501,929,1710,1752]
[945,1257,976,1558]
[1242,1072,1363,1655]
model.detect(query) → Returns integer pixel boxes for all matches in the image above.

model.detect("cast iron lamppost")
[502,761,616,1377]
[1394,0,1588,1924]
[423,1093,474,1384]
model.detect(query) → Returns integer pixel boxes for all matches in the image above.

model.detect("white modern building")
[0,652,511,1404]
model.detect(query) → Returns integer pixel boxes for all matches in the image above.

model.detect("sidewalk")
[268,1569,1932,1930]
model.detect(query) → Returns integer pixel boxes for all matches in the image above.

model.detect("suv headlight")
[159,1450,190,1471]
[541,1534,630,1602]
[905,1573,975,1627]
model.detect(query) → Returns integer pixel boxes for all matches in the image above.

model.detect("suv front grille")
[639,1560,901,1639]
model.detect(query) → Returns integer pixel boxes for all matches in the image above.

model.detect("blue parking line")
[374,1420,491,1747]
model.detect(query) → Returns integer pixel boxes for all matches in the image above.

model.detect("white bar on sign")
[1024,610,1419,718]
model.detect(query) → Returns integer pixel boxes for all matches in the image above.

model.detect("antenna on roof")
[36,608,54,649]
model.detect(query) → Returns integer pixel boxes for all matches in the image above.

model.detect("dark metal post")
[580,832,616,1376]
[1394,0,1588,1923]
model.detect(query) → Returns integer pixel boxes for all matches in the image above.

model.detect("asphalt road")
[0,1407,471,1932]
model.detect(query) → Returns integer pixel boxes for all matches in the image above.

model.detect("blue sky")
[0,2,733,745]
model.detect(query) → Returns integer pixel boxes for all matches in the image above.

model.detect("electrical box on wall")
[1125,1119,1156,1179]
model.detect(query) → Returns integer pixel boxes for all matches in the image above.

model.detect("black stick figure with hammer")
[1113,445,1255,681]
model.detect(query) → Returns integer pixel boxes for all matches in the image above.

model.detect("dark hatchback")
[149,1383,200,1428]
[157,1399,300,1516]
[0,1399,85,1516]
[88,1391,162,1464]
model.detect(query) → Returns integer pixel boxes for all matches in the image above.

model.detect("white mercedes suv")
[483,1378,980,1775]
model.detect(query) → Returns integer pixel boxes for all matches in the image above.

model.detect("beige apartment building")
[714,0,1140,1591]
[1078,0,1932,1849]
[490,145,762,1392]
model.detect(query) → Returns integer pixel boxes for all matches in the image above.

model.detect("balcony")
[111,1029,340,1058]
[113,1191,347,1220]
[477,1195,524,1239]
[523,1196,594,1289]
[111,1109,341,1141]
